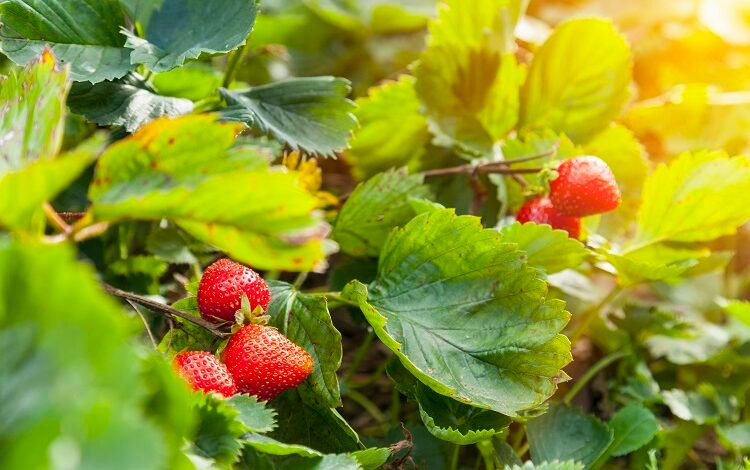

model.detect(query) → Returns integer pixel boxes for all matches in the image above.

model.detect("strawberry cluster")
[516,156,621,239]
[173,259,313,400]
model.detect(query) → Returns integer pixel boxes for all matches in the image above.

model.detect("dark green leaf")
[526,403,613,468]
[267,282,342,408]
[608,403,659,457]
[333,169,431,257]
[343,209,572,416]
[717,422,750,452]
[388,361,510,444]
[271,391,362,454]
[68,73,193,132]
[243,433,322,457]
[507,461,585,470]
[123,0,258,72]
[219,77,357,157]
[0,0,132,82]
[278,454,361,470]
[192,394,246,466]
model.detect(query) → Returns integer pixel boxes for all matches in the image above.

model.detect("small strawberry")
[197,259,270,323]
[517,198,581,239]
[223,324,313,401]
[174,351,237,397]
[549,156,621,217]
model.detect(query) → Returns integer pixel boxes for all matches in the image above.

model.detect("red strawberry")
[174,351,237,397]
[517,198,581,239]
[549,156,621,217]
[197,259,270,322]
[223,324,313,401]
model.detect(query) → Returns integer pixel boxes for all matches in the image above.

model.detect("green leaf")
[158,297,217,355]
[220,77,357,157]
[0,53,68,169]
[349,447,392,470]
[519,18,631,142]
[278,454,361,470]
[152,63,223,101]
[644,317,729,365]
[0,241,174,469]
[123,0,258,72]
[630,151,750,249]
[526,403,614,468]
[242,433,322,457]
[724,300,750,327]
[342,209,572,416]
[413,0,523,152]
[192,394,246,466]
[604,244,708,287]
[507,461,585,470]
[88,115,327,271]
[0,144,97,232]
[333,169,432,257]
[68,73,193,132]
[345,75,429,180]
[608,403,659,457]
[225,395,277,433]
[717,422,750,452]
[662,386,740,425]
[270,391,363,454]
[499,222,588,274]
[0,0,132,82]
[388,361,510,444]
[266,282,342,408]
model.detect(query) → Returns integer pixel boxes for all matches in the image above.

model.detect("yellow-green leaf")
[89,115,327,271]
[629,150,750,249]
[345,76,429,180]
[413,0,524,153]
[520,18,631,143]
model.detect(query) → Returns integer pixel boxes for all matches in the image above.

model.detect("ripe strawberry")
[174,351,237,397]
[223,324,313,401]
[549,156,621,217]
[197,259,270,322]
[517,198,581,239]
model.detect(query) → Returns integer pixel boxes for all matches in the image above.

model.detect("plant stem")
[344,330,375,383]
[293,271,308,289]
[101,283,229,337]
[563,350,628,405]
[569,285,624,343]
[223,42,250,88]
[449,444,460,470]
[43,203,71,235]
[423,164,543,178]
[346,388,387,423]
[127,299,158,349]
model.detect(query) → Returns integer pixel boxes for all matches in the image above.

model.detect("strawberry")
[174,351,237,397]
[517,198,581,239]
[223,324,313,401]
[197,258,270,323]
[549,156,621,217]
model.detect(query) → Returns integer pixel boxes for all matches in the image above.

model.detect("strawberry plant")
[1,0,750,469]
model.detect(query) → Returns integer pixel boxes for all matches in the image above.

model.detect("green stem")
[222,41,251,88]
[449,444,460,470]
[293,271,308,289]
[563,350,628,405]
[346,388,387,423]
[569,286,624,343]
[344,330,375,383]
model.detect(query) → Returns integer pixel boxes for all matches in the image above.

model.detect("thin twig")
[101,283,229,337]
[422,164,543,178]
[127,299,158,349]
[43,203,71,235]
